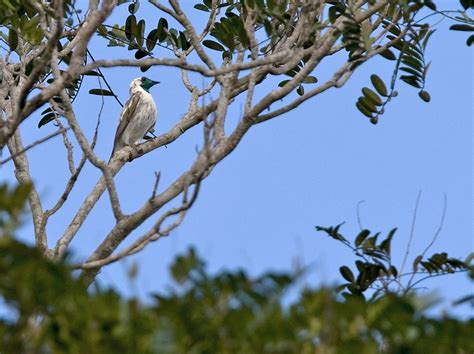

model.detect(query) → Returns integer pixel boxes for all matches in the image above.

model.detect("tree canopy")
[0,184,473,353]
[0,0,472,282]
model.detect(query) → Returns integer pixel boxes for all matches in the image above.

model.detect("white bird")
[111,77,159,157]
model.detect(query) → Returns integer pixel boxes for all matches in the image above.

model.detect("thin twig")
[87,49,123,107]
[150,171,161,199]
[421,193,447,257]
[0,128,69,165]
[356,200,366,231]
[400,190,422,275]
[405,268,468,293]
[55,118,75,174]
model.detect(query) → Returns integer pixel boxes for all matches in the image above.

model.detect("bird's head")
[130,77,160,93]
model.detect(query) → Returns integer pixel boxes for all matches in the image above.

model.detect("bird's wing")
[113,92,141,149]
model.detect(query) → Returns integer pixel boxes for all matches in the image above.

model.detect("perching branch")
[0,0,459,287]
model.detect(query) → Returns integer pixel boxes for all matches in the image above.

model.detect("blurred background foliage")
[0,183,473,353]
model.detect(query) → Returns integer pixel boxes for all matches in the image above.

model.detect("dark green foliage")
[0,0,470,128]
[450,24,474,46]
[449,0,474,45]
[0,239,472,353]
[203,39,226,51]
[355,74,395,124]
[354,18,440,123]
[0,186,473,353]
[89,89,114,96]
[397,27,434,96]
[0,238,158,354]
[38,69,85,128]
[0,183,31,233]
[316,224,473,300]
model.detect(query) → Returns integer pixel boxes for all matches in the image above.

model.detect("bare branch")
[400,190,422,275]
[6,130,47,253]
[0,128,68,166]
[77,179,202,271]
[421,193,447,256]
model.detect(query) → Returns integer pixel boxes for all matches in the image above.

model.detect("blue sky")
[3,2,472,315]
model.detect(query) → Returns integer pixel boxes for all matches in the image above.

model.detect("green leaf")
[303,76,318,84]
[140,64,151,72]
[222,51,232,60]
[460,0,473,10]
[128,1,139,14]
[399,67,422,77]
[379,48,397,60]
[355,230,371,247]
[179,31,190,50]
[370,74,388,97]
[449,24,474,31]
[38,113,56,128]
[389,265,398,278]
[380,228,397,254]
[203,40,225,51]
[296,85,304,96]
[135,19,145,47]
[413,255,423,271]
[125,15,136,41]
[97,24,108,36]
[467,35,474,46]
[418,90,431,102]
[400,75,422,88]
[362,234,378,250]
[83,70,101,76]
[8,29,18,51]
[328,6,338,24]
[255,0,265,9]
[358,96,378,113]
[383,21,401,36]
[146,29,158,51]
[278,80,290,87]
[362,87,382,106]
[424,0,436,10]
[135,49,148,59]
[339,266,355,282]
[421,29,435,50]
[41,107,53,115]
[335,284,348,293]
[28,29,44,45]
[401,56,424,72]
[404,47,424,62]
[89,89,114,96]
[194,4,209,11]
[157,18,168,42]
[263,19,273,36]
[356,99,375,118]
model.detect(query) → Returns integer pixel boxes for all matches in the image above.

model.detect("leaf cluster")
[0,0,76,49]
[316,223,473,300]
[355,21,436,122]
[0,183,30,234]
[0,239,473,354]
[0,188,472,353]
[450,0,474,46]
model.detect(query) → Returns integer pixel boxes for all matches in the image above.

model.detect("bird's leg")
[143,128,157,141]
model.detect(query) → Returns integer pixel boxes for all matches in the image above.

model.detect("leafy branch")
[315,222,473,301]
